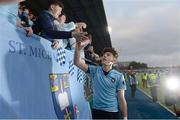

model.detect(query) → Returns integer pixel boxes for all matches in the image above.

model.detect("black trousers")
[130,84,136,98]
[92,109,119,119]
[142,79,147,88]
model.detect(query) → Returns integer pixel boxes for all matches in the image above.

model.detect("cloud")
[104,0,180,66]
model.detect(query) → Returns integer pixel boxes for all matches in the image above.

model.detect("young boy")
[74,42,127,119]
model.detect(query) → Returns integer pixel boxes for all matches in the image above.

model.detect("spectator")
[17,3,33,36]
[18,4,23,16]
[0,0,33,36]
[18,5,34,30]
[142,72,148,88]
[129,73,137,98]
[28,13,34,26]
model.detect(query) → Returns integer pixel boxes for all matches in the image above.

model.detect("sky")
[103,0,180,67]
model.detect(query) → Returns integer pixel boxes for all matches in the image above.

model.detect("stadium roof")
[25,0,112,55]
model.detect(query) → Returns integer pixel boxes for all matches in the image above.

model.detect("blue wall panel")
[0,6,91,119]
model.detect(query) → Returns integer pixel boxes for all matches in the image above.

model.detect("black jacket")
[33,10,72,42]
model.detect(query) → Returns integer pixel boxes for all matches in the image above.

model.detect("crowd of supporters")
[18,4,36,27]
[16,0,101,65]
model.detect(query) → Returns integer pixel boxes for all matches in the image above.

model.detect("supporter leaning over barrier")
[18,6,31,27]
[74,41,128,119]
[53,12,87,49]
[33,0,87,48]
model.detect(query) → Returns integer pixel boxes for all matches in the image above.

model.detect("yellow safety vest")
[142,74,148,80]
[149,73,157,83]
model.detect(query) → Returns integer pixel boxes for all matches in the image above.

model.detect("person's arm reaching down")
[38,13,72,40]
[118,90,128,120]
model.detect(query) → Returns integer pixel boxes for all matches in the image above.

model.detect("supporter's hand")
[51,40,60,49]
[76,41,85,50]
[72,31,88,43]
[94,54,100,59]
[76,38,91,51]
[76,22,87,29]
[25,27,33,37]
[16,20,23,28]
[76,22,87,32]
